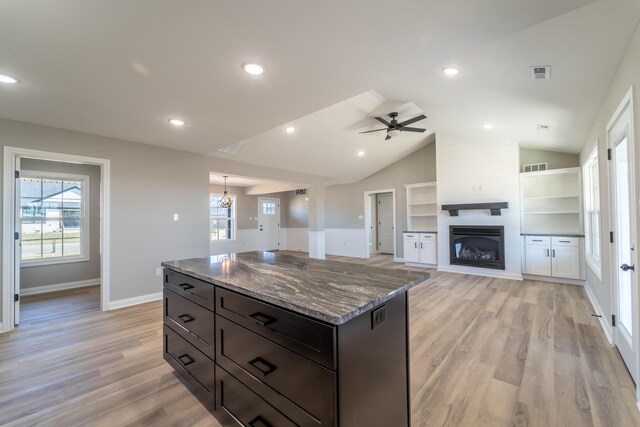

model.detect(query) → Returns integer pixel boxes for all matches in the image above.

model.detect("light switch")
[155,268,162,277]
[173,213,179,221]
[358,215,364,220]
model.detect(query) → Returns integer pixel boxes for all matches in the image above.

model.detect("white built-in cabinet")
[403,232,437,266]
[520,167,585,281]
[403,182,438,267]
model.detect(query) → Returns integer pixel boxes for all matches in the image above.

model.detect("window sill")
[585,256,601,280]
[21,255,90,268]
[210,240,237,244]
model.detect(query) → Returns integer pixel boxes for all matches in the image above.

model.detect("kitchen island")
[161,251,429,427]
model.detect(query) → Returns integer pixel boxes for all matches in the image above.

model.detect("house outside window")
[583,147,601,277]
[211,194,237,241]
[20,171,90,265]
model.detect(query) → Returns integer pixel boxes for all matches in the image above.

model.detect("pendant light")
[218,176,233,208]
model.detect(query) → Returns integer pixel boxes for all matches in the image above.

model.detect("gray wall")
[0,118,324,317]
[283,191,309,228]
[519,147,580,170]
[20,159,101,289]
[325,140,437,257]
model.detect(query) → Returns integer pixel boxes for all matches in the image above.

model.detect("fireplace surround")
[449,225,505,270]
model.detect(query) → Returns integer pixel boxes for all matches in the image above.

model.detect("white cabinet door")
[403,234,420,263]
[525,243,552,276]
[552,245,580,279]
[419,234,437,265]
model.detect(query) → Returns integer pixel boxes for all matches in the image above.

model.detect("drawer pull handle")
[178,314,194,323]
[249,416,272,427]
[248,312,276,327]
[177,283,195,291]
[559,240,570,243]
[532,239,543,242]
[248,357,277,376]
[178,353,195,366]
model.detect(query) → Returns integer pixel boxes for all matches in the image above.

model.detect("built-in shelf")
[524,211,581,215]
[409,202,436,206]
[442,202,509,216]
[405,182,437,232]
[522,195,580,200]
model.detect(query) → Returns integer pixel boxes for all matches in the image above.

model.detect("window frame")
[583,147,601,278]
[20,170,90,267]
[210,193,237,242]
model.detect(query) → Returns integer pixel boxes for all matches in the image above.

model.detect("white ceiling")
[209,174,269,188]
[0,0,636,183]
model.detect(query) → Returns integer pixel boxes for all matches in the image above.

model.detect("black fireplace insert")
[449,225,505,270]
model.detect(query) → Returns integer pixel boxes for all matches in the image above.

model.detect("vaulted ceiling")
[0,0,638,183]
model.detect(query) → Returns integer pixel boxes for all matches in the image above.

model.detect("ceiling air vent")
[530,66,551,80]
[217,141,248,155]
[537,124,550,131]
[523,163,548,173]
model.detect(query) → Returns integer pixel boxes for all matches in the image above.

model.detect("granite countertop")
[521,233,585,237]
[162,251,429,326]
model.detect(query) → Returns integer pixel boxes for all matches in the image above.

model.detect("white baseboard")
[521,274,585,286]
[437,265,523,280]
[405,261,436,268]
[394,257,404,263]
[109,291,163,310]
[583,281,614,345]
[21,278,100,296]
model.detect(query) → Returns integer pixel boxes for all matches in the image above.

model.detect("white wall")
[437,136,522,279]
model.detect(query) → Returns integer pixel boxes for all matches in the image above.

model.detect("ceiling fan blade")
[374,116,392,127]
[359,128,388,134]
[398,114,427,127]
[401,127,427,133]
[385,135,391,140]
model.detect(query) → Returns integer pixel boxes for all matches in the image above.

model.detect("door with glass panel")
[258,198,279,251]
[609,97,638,384]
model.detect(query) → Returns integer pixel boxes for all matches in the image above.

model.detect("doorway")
[2,147,110,333]
[257,197,280,251]
[608,87,638,385]
[364,189,397,258]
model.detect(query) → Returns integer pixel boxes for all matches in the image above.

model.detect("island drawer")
[216,287,336,370]
[164,289,215,359]
[164,269,215,311]
[216,366,297,427]
[163,324,215,407]
[216,315,335,426]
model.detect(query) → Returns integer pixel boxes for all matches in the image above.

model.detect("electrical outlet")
[155,268,162,277]
[173,213,179,221]
[371,305,387,329]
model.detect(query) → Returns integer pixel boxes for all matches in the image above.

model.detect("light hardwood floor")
[1,253,639,426]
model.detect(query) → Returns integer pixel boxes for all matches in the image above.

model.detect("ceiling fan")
[359,112,427,140]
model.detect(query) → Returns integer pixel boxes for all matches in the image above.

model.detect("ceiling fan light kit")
[359,111,427,140]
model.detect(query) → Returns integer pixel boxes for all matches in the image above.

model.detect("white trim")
[21,278,100,296]
[108,291,162,310]
[363,189,397,259]
[394,257,404,262]
[582,145,602,280]
[521,274,585,286]
[405,261,436,268]
[438,265,523,281]
[210,192,237,242]
[584,280,614,345]
[2,146,110,334]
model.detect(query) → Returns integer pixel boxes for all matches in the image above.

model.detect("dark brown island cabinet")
[161,252,429,427]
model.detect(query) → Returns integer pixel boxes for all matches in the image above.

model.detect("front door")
[258,198,280,251]
[376,193,394,255]
[14,156,21,325]
[609,96,638,384]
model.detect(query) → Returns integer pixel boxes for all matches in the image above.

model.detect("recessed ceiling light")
[482,123,494,130]
[443,67,459,76]
[357,150,365,157]
[0,74,19,84]
[243,63,264,75]
[168,118,185,126]
[285,126,295,134]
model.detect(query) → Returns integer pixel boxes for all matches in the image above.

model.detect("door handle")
[177,353,195,366]
[414,242,417,248]
[177,283,194,291]
[178,314,194,323]
[546,249,549,257]
[620,264,635,272]
[552,249,556,258]
[248,312,276,327]
[248,416,272,427]
[248,357,277,376]
[420,242,423,249]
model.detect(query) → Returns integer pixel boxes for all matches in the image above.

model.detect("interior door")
[258,198,280,251]
[14,156,21,325]
[376,193,394,255]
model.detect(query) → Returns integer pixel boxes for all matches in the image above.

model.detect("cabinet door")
[419,235,437,265]
[551,245,580,279]
[524,243,551,276]
[403,235,420,263]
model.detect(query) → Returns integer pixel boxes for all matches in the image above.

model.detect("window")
[583,147,601,277]
[20,171,89,265]
[210,194,236,241]
[262,201,277,215]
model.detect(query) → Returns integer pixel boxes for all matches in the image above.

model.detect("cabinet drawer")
[403,233,418,240]
[216,287,336,370]
[164,289,214,359]
[216,366,297,427]
[525,236,550,246]
[551,236,579,247]
[164,269,215,310]
[419,233,436,240]
[163,325,215,405]
[217,316,335,426]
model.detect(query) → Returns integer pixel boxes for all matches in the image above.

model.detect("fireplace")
[449,226,505,270]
